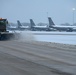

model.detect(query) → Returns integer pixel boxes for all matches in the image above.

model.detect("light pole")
[47,12,48,18]
[72,8,75,25]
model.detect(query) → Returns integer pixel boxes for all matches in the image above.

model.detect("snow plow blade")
[0,33,20,40]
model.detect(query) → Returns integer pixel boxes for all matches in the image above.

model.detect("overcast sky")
[0,0,76,24]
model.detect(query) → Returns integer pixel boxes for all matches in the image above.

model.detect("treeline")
[9,22,76,26]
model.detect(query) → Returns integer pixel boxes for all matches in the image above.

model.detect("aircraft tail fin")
[17,20,22,29]
[48,17,55,27]
[30,19,35,28]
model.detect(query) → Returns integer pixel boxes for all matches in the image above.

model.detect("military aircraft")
[30,19,54,31]
[48,17,76,32]
[17,20,30,30]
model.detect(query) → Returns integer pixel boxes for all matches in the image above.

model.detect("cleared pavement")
[0,40,76,75]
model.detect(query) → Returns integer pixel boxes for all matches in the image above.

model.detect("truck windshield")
[0,20,6,25]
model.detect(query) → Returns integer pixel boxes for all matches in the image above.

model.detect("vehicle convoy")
[0,18,15,40]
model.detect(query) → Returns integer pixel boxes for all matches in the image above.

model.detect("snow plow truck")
[0,18,16,40]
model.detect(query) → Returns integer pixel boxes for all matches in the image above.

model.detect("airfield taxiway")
[0,40,76,75]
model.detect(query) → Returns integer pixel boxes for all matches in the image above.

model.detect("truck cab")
[0,18,8,32]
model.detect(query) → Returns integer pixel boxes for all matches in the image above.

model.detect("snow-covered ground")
[34,35,76,45]
[9,30,76,45]
[31,31,76,45]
